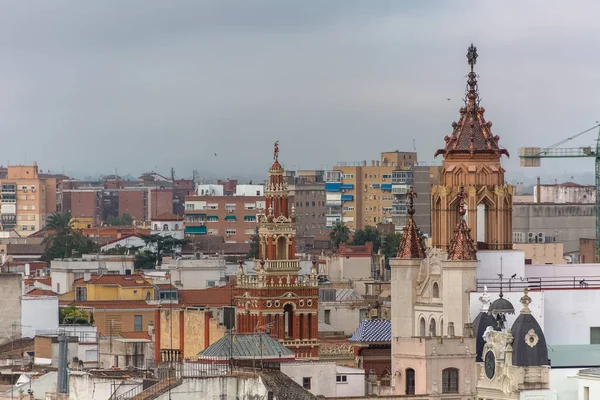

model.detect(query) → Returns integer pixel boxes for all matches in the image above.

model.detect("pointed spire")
[447,186,477,261]
[397,185,426,259]
[435,44,509,159]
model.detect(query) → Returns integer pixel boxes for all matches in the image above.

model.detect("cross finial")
[467,43,478,72]
[273,141,279,160]
[406,185,417,216]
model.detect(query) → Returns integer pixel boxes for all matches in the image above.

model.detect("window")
[225,228,236,236]
[442,368,459,393]
[432,282,439,298]
[185,203,195,210]
[207,203,218,210]
[336,375,347,383]
[302,377,311,390]
[75,287,87,302]
[163,224,169,231]
[134,315,143,332]
[225,204,236,211]
[207,228,219,235]
[419,317,426,337]
[584,386,590,400]
[590,327,600,344]
[342,174,353,179]
[405,368,415,394]
[245,228,255,235]
[324,310,331,324]
[207,216,219,222]
[311,201,315,207]
[206,280,216,288]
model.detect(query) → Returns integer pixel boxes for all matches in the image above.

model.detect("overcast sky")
[0,1,599,182]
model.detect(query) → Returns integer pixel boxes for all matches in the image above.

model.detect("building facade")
[431,46,513,251]
[286,170,327,248]
[0,164,58,235]
[184,195,265,243]
[234,143,319,359]
[325,152,417,231]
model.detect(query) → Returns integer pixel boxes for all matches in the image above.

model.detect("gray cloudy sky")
[0,1,599,181]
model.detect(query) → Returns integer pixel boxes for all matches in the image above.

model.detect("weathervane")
[273,141,279,161]
[407,185,417,216]
[467,43,478,72]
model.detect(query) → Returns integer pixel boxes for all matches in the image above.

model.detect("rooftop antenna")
[498,257,504,298]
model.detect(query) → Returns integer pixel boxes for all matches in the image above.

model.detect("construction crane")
[519,124,600,261]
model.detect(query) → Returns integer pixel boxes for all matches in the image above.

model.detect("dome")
[511,288,549,367]
[473,311,497,362]
[488,294,515,315]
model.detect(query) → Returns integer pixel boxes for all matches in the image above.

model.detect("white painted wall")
[469,291,544,334]
[544,290,600,345]
[21,296,58,338]
[336,365,366,397]
[167,258,226,289]
[196,184,224,196]
[280,362,366,398]
[51,259,129,294]
[577,373,600,400]
[549,368,579,400]
[69,372,141,400]
[155,376,270,399]
[235,184,263,196]
[318,303,368,336]
[477,250,526,281]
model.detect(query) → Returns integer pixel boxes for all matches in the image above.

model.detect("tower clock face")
[484,351,496,380]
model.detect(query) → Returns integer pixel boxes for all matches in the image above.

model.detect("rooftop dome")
[511,288,549,367]
[488,295,515,315]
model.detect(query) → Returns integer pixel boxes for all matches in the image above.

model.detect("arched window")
[174,224,179,230]
[429,318,436,337]
[442,368,459,393]
[432,282,439,298]
[284,304,294,339]
[153,224,158,230]
[405,368,415,395]
[266,314,271,334]
[276,236,287,260]
[163,224,169,231]
[419,317,426,337]
[440,318,444,337]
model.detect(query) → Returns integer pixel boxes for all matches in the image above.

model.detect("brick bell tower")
[234,141,320,359]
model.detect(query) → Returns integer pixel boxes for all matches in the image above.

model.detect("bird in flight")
[214,153,217,156]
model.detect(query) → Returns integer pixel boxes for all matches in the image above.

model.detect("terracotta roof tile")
[120,332,152,340]
[26,289,58,297]
[179,284,233,307]
[152,212,184,222]
[60,300,158,309]
[74,274,153,287]
[25,277,52,287]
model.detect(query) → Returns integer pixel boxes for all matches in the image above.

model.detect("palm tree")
[330,222,350,250]
[46,211,74,235]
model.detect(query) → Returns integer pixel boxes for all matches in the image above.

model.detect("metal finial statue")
[457,185,467,217]
[467,43,478,71]
[273,141,279,160]
[406,185,417,217]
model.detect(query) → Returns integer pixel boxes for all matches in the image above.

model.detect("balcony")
[263,259,301,271]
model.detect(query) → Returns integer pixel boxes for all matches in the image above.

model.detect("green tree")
[247,234,259,259]
[135,234,189,267]
[134,250,158,270]
[59,305,90,325]
[106,213,134,226]
[351,225,382,253]
[42,212,99,262]
[102,244,141,255]
[381,232,402,268]
[329,222,350,250]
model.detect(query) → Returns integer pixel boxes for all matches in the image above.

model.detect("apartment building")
[286,170,327,246]
[0,164,58,235]
[184,185,265,243]
[325,151,417,230]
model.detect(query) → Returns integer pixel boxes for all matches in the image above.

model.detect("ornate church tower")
[234,142,319,359]
[431,44,513,250]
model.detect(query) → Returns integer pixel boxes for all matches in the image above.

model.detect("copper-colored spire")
[397,185,426,259]
[447,186,477,261]
[434,44,509,159]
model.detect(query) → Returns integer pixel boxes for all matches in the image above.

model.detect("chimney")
[83,272,92,281]
[363,161,367,167]
[536,176,541,203]
[376,161,380,167]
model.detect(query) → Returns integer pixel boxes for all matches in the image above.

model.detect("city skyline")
[1,1,599,182]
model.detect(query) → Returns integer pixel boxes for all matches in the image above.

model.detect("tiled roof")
[120,332,152,341]
[260,369,319,400]
[155,284,177,290]
[74,274,153,287]
[6,243,44,255]
[179,284,233,307]
[25,289,58,297]
[349,320,391,343]
[60,300,157,309]
[152,212,184,222]
[25,277,52,287]
[335,288,364,302]
[199,333,294,359]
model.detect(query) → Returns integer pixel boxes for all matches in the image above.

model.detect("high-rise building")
[285,170,327,248]
[325,151,418,230]
[0,164,58,235]
[235,142,319,359]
